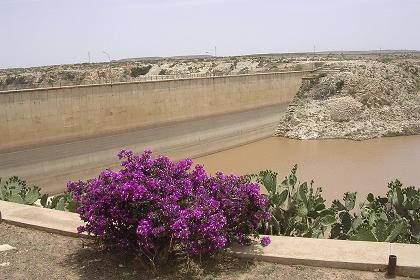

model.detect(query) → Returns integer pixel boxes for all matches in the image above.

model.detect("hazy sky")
[0,0,419,68]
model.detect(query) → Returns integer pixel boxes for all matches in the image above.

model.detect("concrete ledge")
[391,243,420,278]
[0,200,83,237]
[1,200,419,278]
[230,236,420,278]
[230,236,388,271]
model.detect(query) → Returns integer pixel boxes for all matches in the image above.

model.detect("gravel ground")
[0,223,414,280]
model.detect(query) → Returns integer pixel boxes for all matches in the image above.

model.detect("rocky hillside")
[2,52,418,91]
[0,55,319,90]
[276,60,420,140]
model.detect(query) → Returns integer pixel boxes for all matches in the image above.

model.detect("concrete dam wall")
[0,70,311,152]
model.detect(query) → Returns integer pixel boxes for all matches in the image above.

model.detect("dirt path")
[0,223,414,280]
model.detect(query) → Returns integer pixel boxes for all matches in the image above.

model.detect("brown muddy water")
[195,135,420,202]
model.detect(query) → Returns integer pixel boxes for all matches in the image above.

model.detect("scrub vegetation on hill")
[3,51,418,90]
[0,54,318,90]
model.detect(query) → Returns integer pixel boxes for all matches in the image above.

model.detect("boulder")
[327,96,363,122]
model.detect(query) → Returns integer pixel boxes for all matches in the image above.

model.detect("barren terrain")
[2,51,417,91]
[0,54,317,90]
[0,223,414,280]
[276,56,420,140]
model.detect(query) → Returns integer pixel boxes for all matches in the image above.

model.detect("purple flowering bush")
[68,150,270,262]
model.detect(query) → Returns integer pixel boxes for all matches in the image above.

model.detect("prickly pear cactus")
[331,180,419,244]
[254,165,336,238]
[0,176,43,205]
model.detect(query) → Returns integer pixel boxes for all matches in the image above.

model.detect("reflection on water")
[195,136,420,202]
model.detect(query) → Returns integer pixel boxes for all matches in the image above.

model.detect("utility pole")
[214,46,217,57]
[102,51,112,83]
[313,45,316,70]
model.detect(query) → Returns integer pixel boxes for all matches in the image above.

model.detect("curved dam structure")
[0,70,315,193]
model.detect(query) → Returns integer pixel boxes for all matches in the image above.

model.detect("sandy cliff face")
[276,60,420,140]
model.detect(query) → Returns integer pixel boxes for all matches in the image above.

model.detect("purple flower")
[261,236,271,247]
[136,219,152,237]
[67,149,271,257]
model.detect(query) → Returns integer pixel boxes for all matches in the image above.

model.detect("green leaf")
[361,206,371,218]
[389,191,397,206]
[40,194,48,207]
[367,193,374,202]
[277,189,289,207]
[280,178,289,187]
[396,187,404,206]
[352,216,363,230]
[248,174,258,184]
[374,220,388,242]
[344,192,356,211]
[379,212,388,221]
[312,228,324,239]
[403,187,414,196]
[369,212,377,226]
[350,226,377,242]
[299,182,308,206]
[297,203,308,217]
[24,188,41,205]
[285,176,296,188]
[7,182,22,194]
[50,195,63,209]
[412,199,420,211]
[319,209,334,217]
[67,200,78,213]
[340,211,352,233]
[385,220,407,242]
[320,215,336,226]
[7,193,25,204]
[282,165,298,188]
[330,223,341,239]
[271,216,281,235]
[262,221,269,234]
[55,197,66,211]
[331,199,345,211]
[259,171,277,194]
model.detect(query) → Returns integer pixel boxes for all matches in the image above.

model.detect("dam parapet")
[1,70,317,152]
